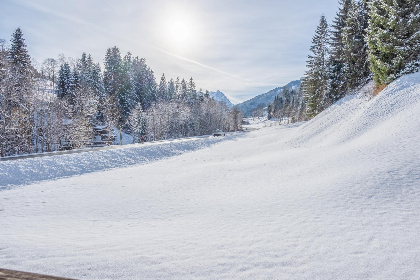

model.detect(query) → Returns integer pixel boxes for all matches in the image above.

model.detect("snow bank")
[0,135,240,188]
[292,73,420,147]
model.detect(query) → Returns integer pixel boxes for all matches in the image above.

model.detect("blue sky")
[0,0,339,103]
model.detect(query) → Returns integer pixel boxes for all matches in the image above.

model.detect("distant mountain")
[236,80,301,117]
[209,90,234,108]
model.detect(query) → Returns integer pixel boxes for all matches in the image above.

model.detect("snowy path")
[1,73,420,279]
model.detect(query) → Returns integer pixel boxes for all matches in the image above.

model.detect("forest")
[0,31,242,157]
[268,0,419,121]
[301,0,419,117]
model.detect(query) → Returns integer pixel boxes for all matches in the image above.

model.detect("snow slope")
[1,73,420,279]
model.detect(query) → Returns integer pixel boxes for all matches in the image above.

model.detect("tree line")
[0,29,242,157]
[267,85,307,123]
[302,0,420,118]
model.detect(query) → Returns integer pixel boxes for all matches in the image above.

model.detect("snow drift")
[0,73,420,279]
[0,135,239,188]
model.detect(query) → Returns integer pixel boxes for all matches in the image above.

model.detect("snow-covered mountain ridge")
[208,90,234,108]
[236,80,301,116]
[1,72,420,279]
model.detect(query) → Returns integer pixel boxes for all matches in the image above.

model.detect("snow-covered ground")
[1,73,420,279]
[0,135,238,188]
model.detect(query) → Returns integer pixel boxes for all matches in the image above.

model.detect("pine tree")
[57,63,72,98]
[187,77,197,104]
[158,73,168,101]
[329,0,352,102]
[180,78,188,101]
[104,46,123,98]
[128,102,146,143]
[7,28,34,154]
[119,52,136,119]
[302,15,330,118]
[131,57,157,110]
[367,0,420,85]
[0,40,9,156]
[342,0,371,90]
[167,78,176,101]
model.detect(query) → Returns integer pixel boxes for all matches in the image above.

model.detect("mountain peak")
[209,90,234,108]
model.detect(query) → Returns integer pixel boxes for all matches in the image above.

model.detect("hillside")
[208,90,234,108]
[1,72,420,279]
[236,80,301,116]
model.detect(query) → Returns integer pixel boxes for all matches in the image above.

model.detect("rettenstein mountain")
[208,90,234,108]
[236,80,301,116]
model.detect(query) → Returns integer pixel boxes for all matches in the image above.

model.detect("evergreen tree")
[180,78,188,101]
[175,77,181,97]
[104,46,123,98]
[367,0,420,85]
[128,102,146,143]
[167,78,176,101]
[119,52,136,118]
[57,63,72,98]
[131,57,157,110]
[7,28,34,154]
[342,0,371,90]
[328,0,352,102]
[0,40,9,156]
[187,77,197,104]
[158,73,168,101]
[103,47,132,126]
[302,15,330,117]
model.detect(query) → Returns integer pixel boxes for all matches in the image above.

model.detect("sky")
[0,0,340,103]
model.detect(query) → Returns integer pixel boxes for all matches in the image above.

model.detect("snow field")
[1,72,420,279]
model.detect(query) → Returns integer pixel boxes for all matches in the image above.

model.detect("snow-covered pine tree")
[103,93,120,145]
[398,0,420,75]
[7,28,34,155]
[144,66,157,107]
[167,78,176,101]
[130,57,157,110]
[180,78,188,101]
[187,77,197,105]
[367,0,420,85]
[69,68,80,99]
[128,102,146,143]
[302,15,330,118]
[90,62,105,123]
[342,0,371,90]
[0,39,9,156]
[158,73,168,102]
[187,77,200,135]
[119,52,137,119]
[175,77,181,98]
[57,63,71,98]
[104,46,123,99]
[328,0,352,102]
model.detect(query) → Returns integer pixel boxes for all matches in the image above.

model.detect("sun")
[168,20,191,47]
[162,15,197,52]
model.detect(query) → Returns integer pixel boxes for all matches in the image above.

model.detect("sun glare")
[164,17,195,51]
[157,6,201,54]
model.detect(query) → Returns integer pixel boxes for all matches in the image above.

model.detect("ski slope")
[1,73,420,279]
